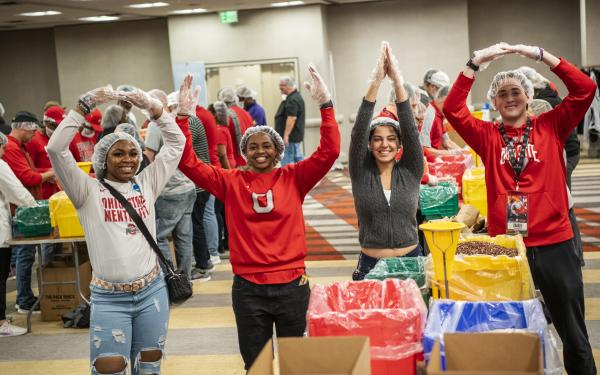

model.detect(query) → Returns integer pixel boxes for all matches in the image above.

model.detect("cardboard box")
[40,252,92,322]
[248,336,371,375]
[426,332,543,375]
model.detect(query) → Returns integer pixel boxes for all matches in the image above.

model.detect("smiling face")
[369,125,400,165]
[494,79,529,125]
[105,140,140,182]
[246,132,277,173]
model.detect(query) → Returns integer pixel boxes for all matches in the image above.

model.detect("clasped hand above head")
[369,41,404,88]
[471,42,555,71]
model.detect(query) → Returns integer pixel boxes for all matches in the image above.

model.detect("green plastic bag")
[365,256,430,306]
[14,200,51,237]
[419,182,459,219]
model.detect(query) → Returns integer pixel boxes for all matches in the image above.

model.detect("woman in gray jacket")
[349,42,424,280]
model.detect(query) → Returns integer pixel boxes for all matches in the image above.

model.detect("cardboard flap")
[247,338,274,375]
[444,332,542,373]
[278,336,370,374]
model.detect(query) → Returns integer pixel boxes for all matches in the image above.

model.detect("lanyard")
[499,118,531,190]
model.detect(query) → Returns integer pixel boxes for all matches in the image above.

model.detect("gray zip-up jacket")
[349,99,424,249]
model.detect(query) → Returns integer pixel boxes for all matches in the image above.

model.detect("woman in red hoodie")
[176,66,339,371]
[443,42,596,375]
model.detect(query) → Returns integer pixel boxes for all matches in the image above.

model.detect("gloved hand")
[78,85,120,114]
[384,43,404,89]
[303,64,331,105]
[120,87,163,118]
[503,44,542,61]
[368,41,387,85]
[178,74,200,116]
[472,42,512,71]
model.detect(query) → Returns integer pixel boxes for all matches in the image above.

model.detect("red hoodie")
[4,136,43,199]
[228,106,254,166]
[25,130,59,199]
[443,59,596,246]
[195,105,220,166]
[176,108,340,283]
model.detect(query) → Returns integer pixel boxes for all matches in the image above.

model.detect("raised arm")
[349,43,386,179]
[47,86,119,207]
[295,65,340,196]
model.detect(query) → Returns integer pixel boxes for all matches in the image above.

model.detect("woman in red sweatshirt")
[176,66,340,370]
[443,42,596,375]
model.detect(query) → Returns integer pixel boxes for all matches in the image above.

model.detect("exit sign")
[219,11,238,24]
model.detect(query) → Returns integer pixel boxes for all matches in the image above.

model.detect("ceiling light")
[18,10,62,16]
[78,15,120,22]
[127,2,169,9]
[271,1,304,7]
[170,8,207,15]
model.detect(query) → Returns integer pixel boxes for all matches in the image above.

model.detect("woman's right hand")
[77,85,121,115]
[178,74,201,116]
[368,41,388,85]
[120,88,164,119]
[304,64,331,105]
[472,42,512,70]
[384,43,404,90]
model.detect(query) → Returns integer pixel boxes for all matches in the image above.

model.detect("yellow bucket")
[419,221,464,298]
[77,162,92,174]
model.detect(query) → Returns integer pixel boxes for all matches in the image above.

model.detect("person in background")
[275,76,306,166]
[0,132,37,337]
[43,101,63,112]
[69,109,103,162]
[219,87,254,167]
[419,69,438,105]
[116,84,138,127]
[349,42,424,280]
[420,85,463,158]
[236,86,266,125]
[100,105,127,140]
[0,103,10,135]
[25,106,63,199]
[3,111,55,314]
[176,66,338,370]
[443,42,596,374]
[195,101,220,167]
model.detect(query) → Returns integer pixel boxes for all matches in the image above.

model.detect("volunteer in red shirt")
[25,106,63,199]
[69,109,103,162]
[218,87,254,166]
[177,66,339,370]
[195,104,220,166]
[443,42,596,375]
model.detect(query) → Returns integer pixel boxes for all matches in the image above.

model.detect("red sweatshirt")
[217,125,237,168]
[3,136,43,199]
[228,106,254,166]
[69,130,100,162]
[195,105,220,166]
[25,131,58,199]
[443,59,596,246]
[176,108,340,283]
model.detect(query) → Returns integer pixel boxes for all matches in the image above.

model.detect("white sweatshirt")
[0,159,37,248]
[47,110,185,282]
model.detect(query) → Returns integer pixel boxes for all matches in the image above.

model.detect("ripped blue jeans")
[89,273,169,375]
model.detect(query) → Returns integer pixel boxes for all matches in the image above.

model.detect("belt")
[91,264,161,292]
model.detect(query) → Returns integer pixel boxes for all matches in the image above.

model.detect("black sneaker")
[16,300,41,315]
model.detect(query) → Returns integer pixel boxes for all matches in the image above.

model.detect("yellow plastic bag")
[462,168,487,216]
[49,192,84,238]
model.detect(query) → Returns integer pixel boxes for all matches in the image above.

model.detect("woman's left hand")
[384,43,404,88]
[120,88,164,119]
[178,74,201,116]
[304,64,331,105]
[503,44,542,60]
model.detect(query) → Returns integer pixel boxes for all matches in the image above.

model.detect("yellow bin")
[49,192,85,238]
[462,168,487,216]
[419,221,465,299]
[77,162,92,174]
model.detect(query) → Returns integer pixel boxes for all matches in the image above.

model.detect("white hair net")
[101,105,125,130]
[516,66,549,90]
[487,70,534,110]
[0,132,7,146]
[167,91,179,108]
[213,101,228,126]
[423,69,439,86]
[92,132,143,180]
[530,99,553,116]
[390,83,418,103]
[115,123,145,149]
[369,117,401,141]
[240,125,285,162]
[11,122,39,131]
[427,71,450,88]
[236,86,254,99]
[0,103,4,118]
[218,88,237,105]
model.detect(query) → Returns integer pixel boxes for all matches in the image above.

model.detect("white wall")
[0,29,61,120]
[584,0,600,66]
[326,0,470,159]
[54,19,173,115]
[468,0,581,106]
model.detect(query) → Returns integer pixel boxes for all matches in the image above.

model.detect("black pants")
[526,239,596,375]
[214,198,228,251]
[0,247,11,321]
[191,191,211,269]
[231,275,310,370]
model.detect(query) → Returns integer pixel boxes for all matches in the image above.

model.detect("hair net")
[0,132,7,146]
[0,102,4,118]
[530,99,553,116]
[423,69,439,86]
[101,105,125,130]
[240,125,285,162]
[427,71,450,88]
[279,76,296,89]
[218,87,238,105]
[92,132,143,180]
[236,86,254,99]
[213,101,228,126]
[11,110,40,130]
[435,85,451,100]
[167,91,179,108]
[487,70,534,110]
[389,83,418,104]
[149,89,168,108]
[516,66,549,90]
[115,123,145,149]
[369,117,401,141]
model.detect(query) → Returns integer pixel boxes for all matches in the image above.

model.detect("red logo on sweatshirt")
[500,144,540,165]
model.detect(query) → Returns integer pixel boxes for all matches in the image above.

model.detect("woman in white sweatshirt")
[47,79,189,375]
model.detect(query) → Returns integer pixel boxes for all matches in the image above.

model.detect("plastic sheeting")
[423,299,563,375]
[49,191,84,238]
[365,257,430,304]
[13,200,51,237]
[419,182,459,219]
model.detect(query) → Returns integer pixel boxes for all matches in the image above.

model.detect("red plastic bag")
[307,279,427,375]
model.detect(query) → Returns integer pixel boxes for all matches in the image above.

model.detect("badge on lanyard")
[507,192,528,236]
[499,118,531,237]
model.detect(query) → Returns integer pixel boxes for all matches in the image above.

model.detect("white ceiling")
[0,0,379,30]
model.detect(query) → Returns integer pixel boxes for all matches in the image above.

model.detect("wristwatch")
[466,58,480,72]
[77,94,96,115]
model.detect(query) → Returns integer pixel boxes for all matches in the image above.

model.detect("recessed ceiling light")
[78,15,120,22]
[18,10,62,17]
[271,1,304,7]
[127,2,169,9]
[170,8,207,15]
